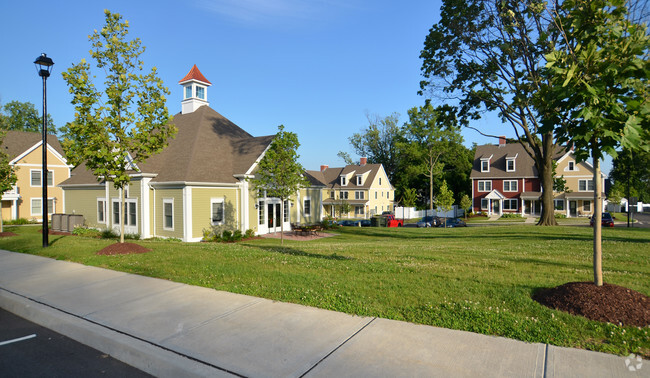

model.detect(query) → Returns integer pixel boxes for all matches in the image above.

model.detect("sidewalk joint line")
[543,343,549,378]
[0,287,247,378]
[299,317,377,378]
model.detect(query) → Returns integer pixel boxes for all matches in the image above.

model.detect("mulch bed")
[96,242,151,256]
[38,229,73,236]
[533,281,650,327]
[0,232,18,237]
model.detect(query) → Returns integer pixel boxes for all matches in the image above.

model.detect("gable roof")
[2,130,66,163]
[470,143,568,179]
[305,163,384,189]
[61,105,274,186]
[178,65,212,86]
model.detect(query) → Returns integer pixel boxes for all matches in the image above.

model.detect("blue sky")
[0,0,611,173]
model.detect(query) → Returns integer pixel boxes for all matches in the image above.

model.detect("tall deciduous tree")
[610,148,650,203]
[0,130,18,232]
[62,10,176,243]
[402,104,463,210]
[541,0,649,286]
[250,125,308,245]
[420,0,561,226]
[0,101,55,133]
[434,180,455,227]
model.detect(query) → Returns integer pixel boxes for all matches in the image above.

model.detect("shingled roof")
[178,64,212,85]
[2,130,66,161]
[61,105,274,186]
[305,163,383,189]
[470,143,568,179]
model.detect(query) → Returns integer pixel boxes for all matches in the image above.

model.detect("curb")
[0,289,235,378]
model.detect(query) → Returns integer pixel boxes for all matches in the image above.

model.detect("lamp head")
[34,53,54,78]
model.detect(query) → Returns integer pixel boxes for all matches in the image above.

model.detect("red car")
[590,212,614,227]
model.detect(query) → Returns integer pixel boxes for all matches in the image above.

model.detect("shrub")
[554,213,567,219]
[100,229,118,239]
[124,233,140,240]
[244,229,255,239]
[500,213,523,219]
[72,226,101,238]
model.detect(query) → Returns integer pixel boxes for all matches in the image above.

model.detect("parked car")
[440,218,467,228]
[590,212,615,227]
[381,214,404,227]
[417,216,441,228]
[338,220,358,226]
[357,219,372,227]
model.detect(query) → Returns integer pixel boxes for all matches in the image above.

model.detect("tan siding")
[191,187,239,239]
[154,188,184,239]
[63,187,106,228]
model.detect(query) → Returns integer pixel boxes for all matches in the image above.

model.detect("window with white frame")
[211,199,224,225]
[481,198,489,210]
[578,179,594,191]
[379,177,382,185]
[340,191,349,199]
[185,86,192,99]
[283,200,289,222]
[303,198,311,216]
[330,191,335,199]
[387,191,390,199]
[355,206,364,215]
[163,199,174,230]
[503,180,518,192]
[97,199,106,223]
[480,159,490,172]
[568,161,575,171]
[195,86,205,100]
[355,191,364,200]
[30,170,53,187]
[258,201,264,225]
[584,200,591,212]
[357,176,363,186]
[503,199,518,210]
[506,158,516,172]
[477,180,492,192]
[341,176,347,186]
[554,199,565,211]
[113,200,137,226]
[31,198,54,216]
[375,191,377,199]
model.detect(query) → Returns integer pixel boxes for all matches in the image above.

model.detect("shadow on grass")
[244,244,353,261]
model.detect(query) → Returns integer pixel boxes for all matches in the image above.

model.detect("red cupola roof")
[179,65,211,85]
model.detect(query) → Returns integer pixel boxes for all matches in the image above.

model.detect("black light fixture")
[34,53,54,247]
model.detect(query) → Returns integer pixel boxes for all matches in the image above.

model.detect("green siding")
[63,187,106,228]
[191,187,239,239]
[154,188,184,239]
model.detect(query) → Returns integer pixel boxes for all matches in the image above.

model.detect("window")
[31,198,54,216]
[195,86,205,100]
[375,191,377,199]
[258,201,264,225]
[387,191,390,199]
[128,202,136,226]
[30,170,53,187]
[554,199,565,211]
[578,179,594,191]
[379,178,382,185]
[355,206,364,215]
[211,199,224,225]
[113,202,120,224]
[185,85,192,99]
[330,191,335,199]
[303,199,311,216]
[506,158,515,172]
[340,191,349,199]
[477,180,492,192]
[568,161,575,171]
[481,159,490,172]
[355,191,364,200]
[481,199,489,210]
[341,176,347,186]
[503,180,518,192]
[163,199,174,230]
[584,200,591,212]
[97,199,106,223]
[357,176,362,186]
[283,200,289,222]
[503,199,518,210]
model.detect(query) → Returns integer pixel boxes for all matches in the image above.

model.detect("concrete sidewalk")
[0,250,644,377]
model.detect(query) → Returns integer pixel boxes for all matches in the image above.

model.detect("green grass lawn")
[1,224,648,358]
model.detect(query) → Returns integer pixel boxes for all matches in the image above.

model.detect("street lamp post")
[34,53,54,248]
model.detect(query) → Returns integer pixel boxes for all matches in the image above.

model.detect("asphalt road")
[629,212,650,228]
[0,308,151,378]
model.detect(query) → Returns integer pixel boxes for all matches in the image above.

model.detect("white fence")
[395,206,463,219]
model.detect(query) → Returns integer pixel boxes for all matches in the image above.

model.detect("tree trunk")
[429,172,434,211]
[280,199,284,246]
[120,187,125,244]
[0,211,3,233]
[536,135,558,226]
[592,152,603,286]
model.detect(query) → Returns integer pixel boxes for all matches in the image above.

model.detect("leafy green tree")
[460,194,472,220]
[420,0,562,226]
[0,130,18,232]
[434,180,455,227]
[400,188,418,208]
[342,113,404,183]
[541,0,649,286]
[0,101,55,133]
[250,125,308,245]
[62,10,176,243]
[401,104,463,211]
[337,199,352,218]
[610,148,650,203]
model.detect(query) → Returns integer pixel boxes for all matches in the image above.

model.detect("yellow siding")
[299,188,322,224]
[247,190,260,234]
[191,187,239,239]
[153,188,184,239]
[63,187,105,228]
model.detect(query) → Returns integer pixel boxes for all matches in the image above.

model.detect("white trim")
[578,179,594,192]
[30,197,55,216]
[477,180,492,192]
[245,142,274,176]
[141,177,151,238]
[29,169,54,187]
[183,187,192,242]
[9,141,70,166]
[162,198,174,231]
[210,197,225,226]
[503,180,518,192]
[97,198,107,224]
[506,156,517,172]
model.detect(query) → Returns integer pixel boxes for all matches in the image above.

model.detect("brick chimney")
[499,136,506,146]
[360,157,367,166]
[320,165,328,172]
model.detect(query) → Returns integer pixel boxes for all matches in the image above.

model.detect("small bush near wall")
[5,218,35,225]
[500,213,523,219]
[72,226,102,238]
[554,213,567,219]
[202,225,255,242]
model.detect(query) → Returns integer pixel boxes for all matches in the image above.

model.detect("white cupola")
[179,65,212,114]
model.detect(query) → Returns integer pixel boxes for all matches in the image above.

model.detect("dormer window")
[196,86,205,100]
[506,158,515,172]
[481,159,490,172]
[357,176,362,186]
[341,176,347,186]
